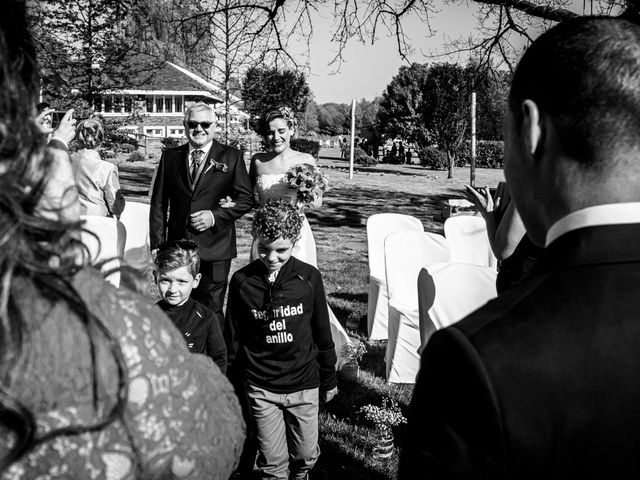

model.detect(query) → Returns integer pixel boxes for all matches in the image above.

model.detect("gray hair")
[184,102,216,121]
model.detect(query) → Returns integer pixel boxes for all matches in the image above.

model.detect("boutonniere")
[204,159,229,174]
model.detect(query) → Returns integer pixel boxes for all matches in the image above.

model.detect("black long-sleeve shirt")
[225,257,337,393]
[157,297,227,373]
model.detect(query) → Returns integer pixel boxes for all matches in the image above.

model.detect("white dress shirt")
[546,203,640,246]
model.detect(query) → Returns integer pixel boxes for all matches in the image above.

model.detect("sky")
[303,3,486,104]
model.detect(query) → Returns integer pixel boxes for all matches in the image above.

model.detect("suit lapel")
[193,140,226,190]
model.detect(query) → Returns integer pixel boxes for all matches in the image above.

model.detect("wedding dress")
[252,173,351,367]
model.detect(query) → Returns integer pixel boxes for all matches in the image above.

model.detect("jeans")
[247,384,320,480]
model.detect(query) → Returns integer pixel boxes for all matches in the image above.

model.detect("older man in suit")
[400,16,640,479]
[150,102,253,323]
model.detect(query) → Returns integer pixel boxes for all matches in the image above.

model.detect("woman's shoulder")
[288,151,316,167]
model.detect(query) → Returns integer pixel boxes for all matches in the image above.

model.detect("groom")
[150,102,253,323]
[400,15,640,478]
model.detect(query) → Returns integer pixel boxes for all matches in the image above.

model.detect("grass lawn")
[120,147,504,479]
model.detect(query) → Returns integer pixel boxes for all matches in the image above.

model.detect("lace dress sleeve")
[1,268,245,480]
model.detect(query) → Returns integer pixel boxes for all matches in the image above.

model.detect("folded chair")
[417,262,498,356]
[366,213,423,340]
[384,231,450,383]
[443,215,498,269]
[119,201,152,276]
[80,215,127,287]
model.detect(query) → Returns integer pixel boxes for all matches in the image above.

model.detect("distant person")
[155,239,227,373]
[71,117,126,218]
[390,141,398,162]
[35,101,76,151]
[225,199,338,480]
[401,15,640,478]
[405,147,412,164]
[398,141,405,163]
[150,101,254,321]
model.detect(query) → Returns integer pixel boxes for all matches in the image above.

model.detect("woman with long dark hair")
[0,3,244,478]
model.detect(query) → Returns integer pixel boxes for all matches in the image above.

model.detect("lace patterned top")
[1,268,244,480]
[255,173,297,206]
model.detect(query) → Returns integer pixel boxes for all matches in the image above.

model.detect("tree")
[297,100,320,134]
[241,67,311,132]
[27,0,155,104]
[377,63,431,154]
[316,103,349,136]
[421,63,477,179]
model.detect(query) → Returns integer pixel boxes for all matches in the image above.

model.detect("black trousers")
[191,258,231,329]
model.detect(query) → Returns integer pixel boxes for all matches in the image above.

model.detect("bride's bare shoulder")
[289,151,317,167]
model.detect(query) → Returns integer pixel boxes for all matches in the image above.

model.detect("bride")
[249,107,351,367]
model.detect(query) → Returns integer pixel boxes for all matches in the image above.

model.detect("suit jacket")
[399,223,640,479]
[149,140,253,261]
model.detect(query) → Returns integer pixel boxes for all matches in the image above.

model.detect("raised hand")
[52,109,77,145]
[464,184,494,217]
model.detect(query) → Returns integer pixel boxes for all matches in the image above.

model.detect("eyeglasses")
[186,121,213,130]
[157,239,199,253]
[265,282,284,319]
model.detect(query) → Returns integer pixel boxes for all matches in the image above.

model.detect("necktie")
[190,149,204,183]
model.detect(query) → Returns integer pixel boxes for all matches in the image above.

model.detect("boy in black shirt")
[225,199,338,480]
[155,239,227,373]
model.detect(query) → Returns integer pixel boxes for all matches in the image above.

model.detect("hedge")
[419,146,448,170]
[418,140,504,170]
[457,140,504,168]
[290,138,321,159]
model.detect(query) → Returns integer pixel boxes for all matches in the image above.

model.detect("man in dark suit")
[150,102,253,323]
[400,16,640,479]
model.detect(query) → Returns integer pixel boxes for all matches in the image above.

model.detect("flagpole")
[349,98,356,180]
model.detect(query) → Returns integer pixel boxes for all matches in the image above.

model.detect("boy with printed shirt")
[225,199,338,480]
[155,239,227,373]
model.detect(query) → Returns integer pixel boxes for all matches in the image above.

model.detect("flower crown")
[277,105,298,129]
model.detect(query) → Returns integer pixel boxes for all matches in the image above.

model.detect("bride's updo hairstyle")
[252,199,302,243]
[260,106,297,137]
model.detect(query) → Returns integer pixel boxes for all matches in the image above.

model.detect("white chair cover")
[384,231,451,384]
[366,213,423,340]
[119,201,151,275]
[417,262,498,356]
[443,215,498,269]
[80,215,127,287]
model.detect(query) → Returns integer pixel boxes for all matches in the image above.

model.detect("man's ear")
[192,272,202,289]
[521,99,544,159]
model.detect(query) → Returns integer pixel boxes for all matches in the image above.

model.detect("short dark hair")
[36,101,50,113]
[154,239,200,278]
[509,16,640,167]
[251,199,302,242]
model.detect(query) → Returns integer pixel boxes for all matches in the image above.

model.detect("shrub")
[354,148,377,167]
[128,151,146,162]
[457,140,504,168]
[100,149,117,159]
[291,138,321,159]
[161,137,183,151]
[419,146,448,170]
[118,144,135,153]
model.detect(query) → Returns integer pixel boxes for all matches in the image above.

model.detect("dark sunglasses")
[265,282,284,319]
[186,121,213,130]
[157,239,199,253]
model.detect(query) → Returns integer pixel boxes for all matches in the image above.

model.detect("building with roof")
[92,60,249,141]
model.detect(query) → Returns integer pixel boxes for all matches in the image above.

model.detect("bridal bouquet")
[286,163,329,208]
